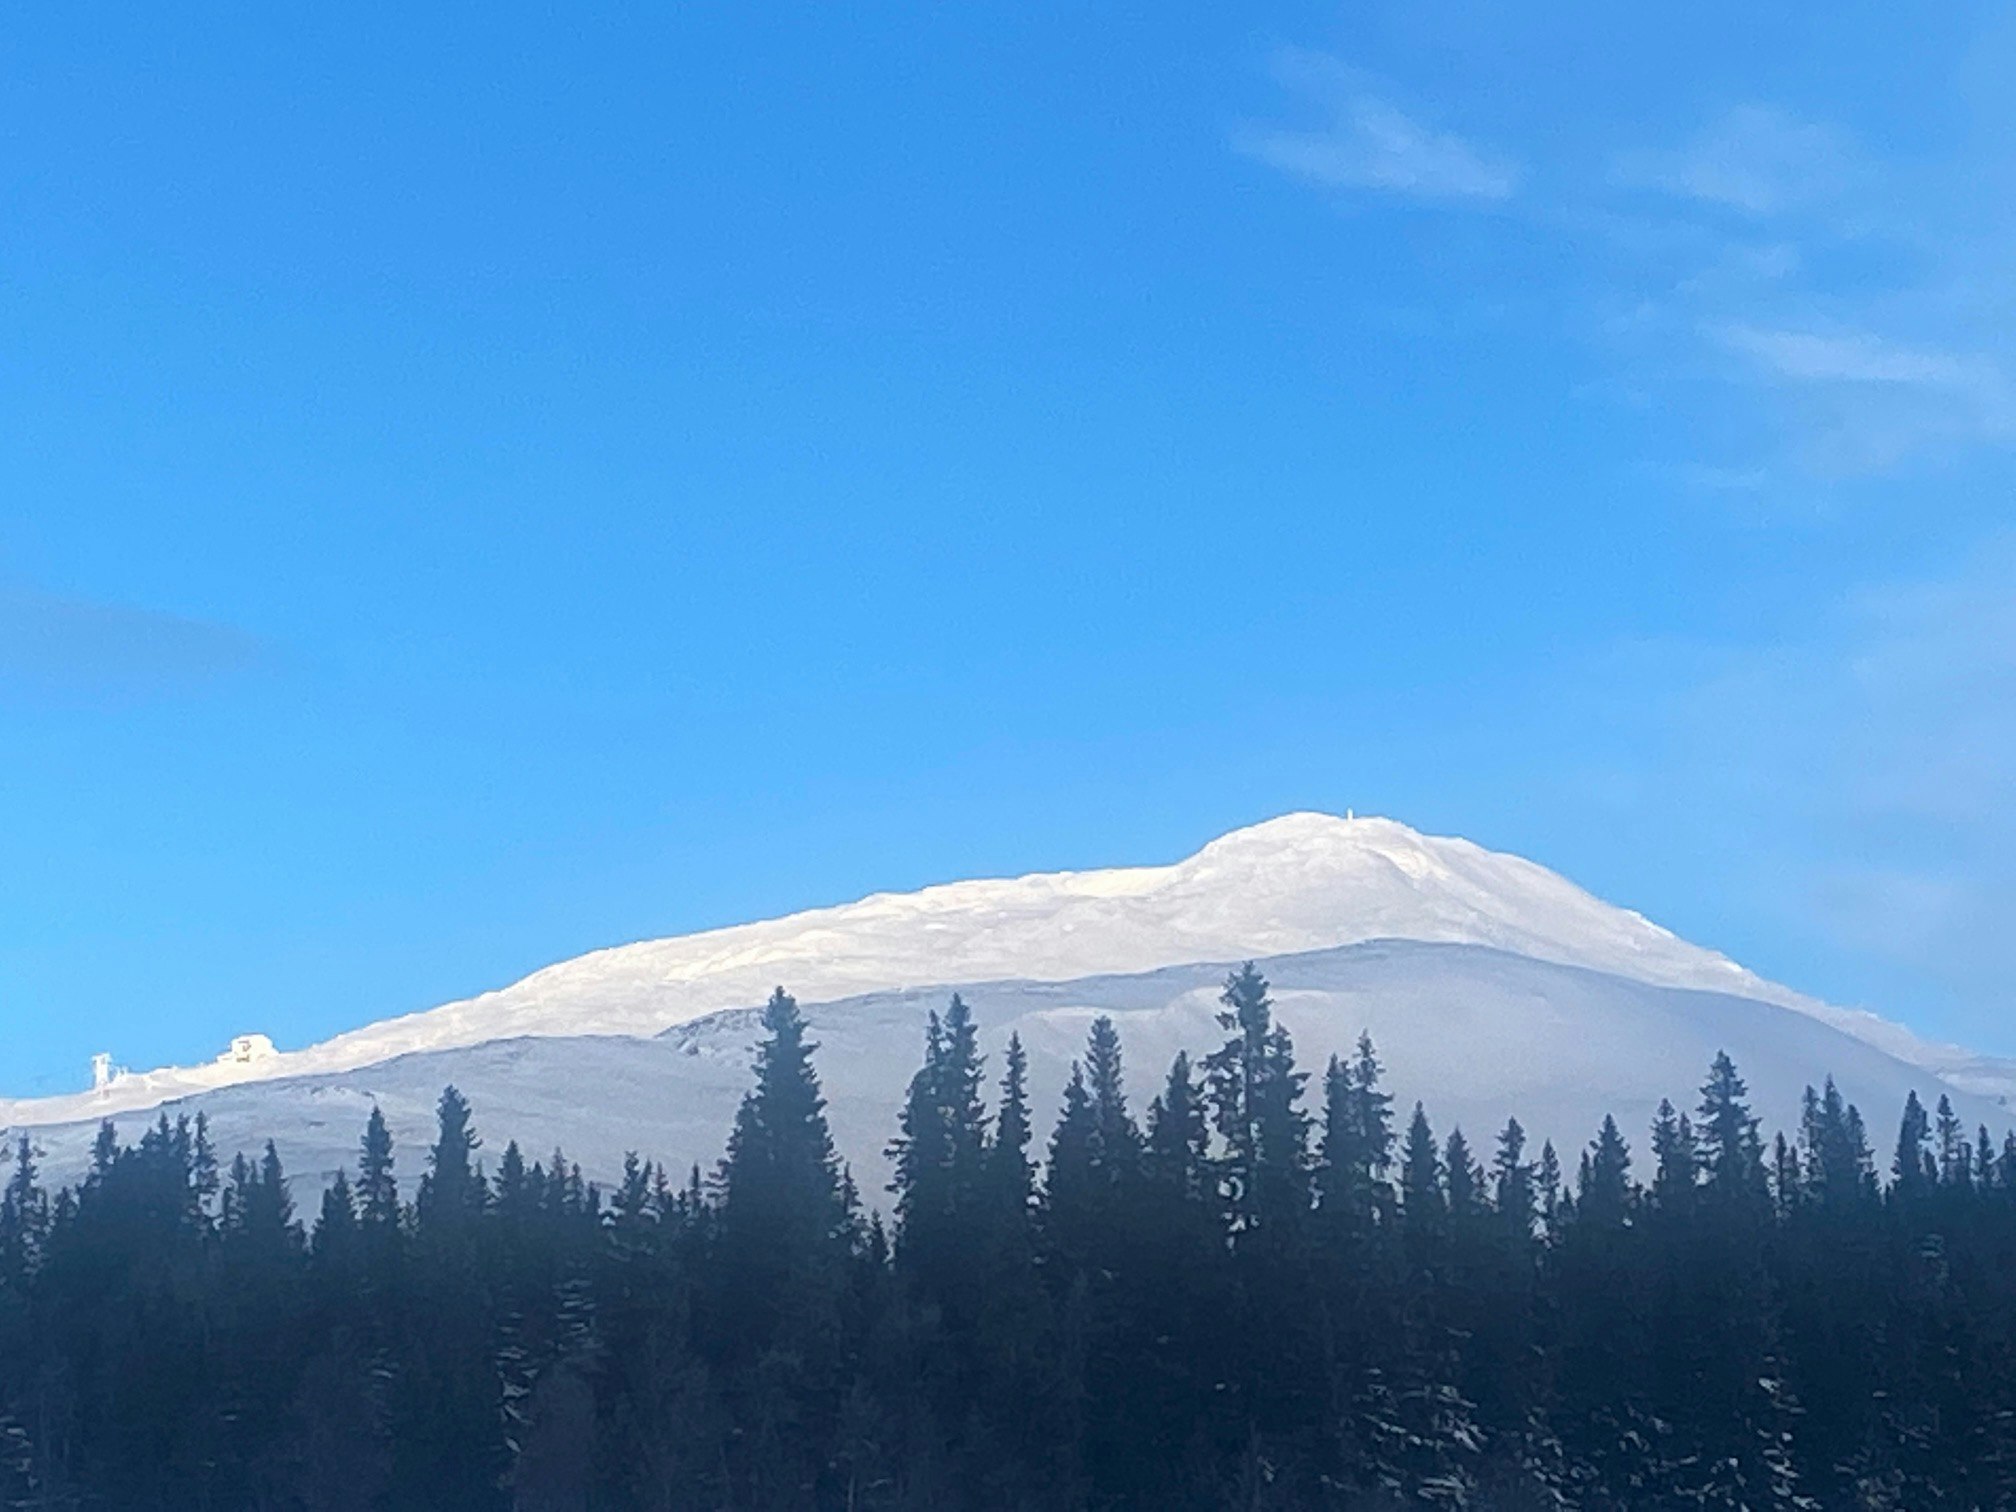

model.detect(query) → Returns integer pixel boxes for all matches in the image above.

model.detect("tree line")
[3,964,2016,1509]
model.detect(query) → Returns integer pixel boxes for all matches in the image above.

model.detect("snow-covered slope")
[14,944,2010,1194]
[3,811,2010,1135]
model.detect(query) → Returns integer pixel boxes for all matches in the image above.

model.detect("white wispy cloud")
[1592,86,2016,477]
[1236,51,1520,204]
[1615,105,1857,216]
[1707,323,2016,471]
[1717,325,2006,393]
[1242,34,2016,477]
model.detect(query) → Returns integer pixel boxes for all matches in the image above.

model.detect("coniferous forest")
[5,968,2016,1509]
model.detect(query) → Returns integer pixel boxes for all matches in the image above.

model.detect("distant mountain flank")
[11,942,2012,1195]
[5,812,2010,1155]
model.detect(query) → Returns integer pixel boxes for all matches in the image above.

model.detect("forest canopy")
[3,966,2014,1510]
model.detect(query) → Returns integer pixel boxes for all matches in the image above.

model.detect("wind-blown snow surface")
[12,943,2011,1193]
[4,812,2011,1172]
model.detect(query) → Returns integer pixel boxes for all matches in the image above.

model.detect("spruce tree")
[889,997,991,1289]
[1892,1090,1934,1203]
[986,1031,1036,1228]
[1044,1062,1099,1264]
[1316,1053,1357,1217]
[358,1104,400,1230]
[1800,1078,1876,1211]
[238,1140,302,1262]
[191,1112,220,1225]
[1318,1033,1397,1235]
[1771,1132,1802,1219]
[720,986,841,1206]
[1492,1118,1537,1241]
[1537,1139,1563,1236]
[1144,1050,1209,1202]
[1444,1127,1485,1218]
[1084,1014,1140,1177]
[1203,963,1310,1239]
[714,987,846,1328]
[1044,1017,1142,1273]
[1697,1051,1767,1210]
[0,1134,45,1287]
[889,1005,947,1214]
[1352,1032,1397,1196]
[416,1085,485,1238]
[1934,1094,1970,1188]
[1844,1103,1878,1201]
[493,1139,530,1212]
[390,1088,505,1511]
[1578,1115,1634,1228]
[313,1168,359,1272]
[1400,1104,1444,1223]
[1650,1098,1699,1214]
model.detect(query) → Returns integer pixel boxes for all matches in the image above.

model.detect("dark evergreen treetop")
[1893,1087,1935,1201]
[1203,962,1310,1239]
[1444,1125,1485,1217]
[1578,1113,1634,1229]
[357,1101,399,1229]
[1144,1049,1210,1203]
[1650,1097,1700,1214]
[1493,1116,1537,1240]
[1697,1050,1768,1210]
[1315,1037,1395,1232]
[987,1029,1035,1221]
[0,1133,46,1287]
[716,986,844,1259]
[416,1083,486,1237]
[1401,1101,1445,1221]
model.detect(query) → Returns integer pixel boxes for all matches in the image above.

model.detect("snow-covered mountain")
[4,812,2011,1188]
[9,943,2011,1196]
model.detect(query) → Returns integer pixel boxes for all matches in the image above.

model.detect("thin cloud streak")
[1709,324,2016,470]
[0,587,267,699]
[1718,325,2008,394]
[1614,105,1858,217]
[1236,51,1520,204]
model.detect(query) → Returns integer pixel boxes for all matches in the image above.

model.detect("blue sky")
[4,3,2013,1094]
